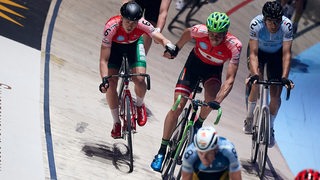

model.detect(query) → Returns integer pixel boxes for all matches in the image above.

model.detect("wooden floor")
[40,0,320,179]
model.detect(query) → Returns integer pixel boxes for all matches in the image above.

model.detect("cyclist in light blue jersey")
[243,1,294,148]
[181,126,242,180]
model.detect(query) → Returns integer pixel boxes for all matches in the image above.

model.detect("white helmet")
[194,126,219,152]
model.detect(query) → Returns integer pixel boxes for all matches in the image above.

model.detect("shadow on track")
[241,156,286,180]
[82,142,133,173]
[167,0,217,36]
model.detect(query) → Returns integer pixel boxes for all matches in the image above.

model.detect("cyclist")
[295,169,320,180]
[99,1,177,138]
[181,126,242,180]
[123,0,173,54]
[243,1,294,148]
[151,12,242,171]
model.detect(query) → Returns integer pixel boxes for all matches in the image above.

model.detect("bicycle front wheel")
[257,108,269,178]
[250,107,260,163]
[162,108,188,179]
[124,96,134,172]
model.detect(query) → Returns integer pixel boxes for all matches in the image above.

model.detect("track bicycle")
[161,80,222,180]
[104,54,150,172]
[247,66,291,179]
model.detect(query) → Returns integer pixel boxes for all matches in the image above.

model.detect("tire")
[118,78,125,100]
[257,108,269,178]
[250,107,260,163]
[162,108,188,179]
[125,96,134,172]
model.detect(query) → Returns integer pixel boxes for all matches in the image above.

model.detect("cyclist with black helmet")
[181,126,242,180]
[150,12,242,171]
[99,1,177,138]
[123,0,173,54]
[243,1,294,147]
[295,169,320,180]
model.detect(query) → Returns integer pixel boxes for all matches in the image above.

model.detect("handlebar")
[247,80,291,100]
[104,73,151,90]
[171,94,222,125]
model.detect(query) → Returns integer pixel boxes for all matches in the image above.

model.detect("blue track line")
[44,0,62,179]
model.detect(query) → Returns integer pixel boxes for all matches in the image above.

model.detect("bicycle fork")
[120,88,137,135]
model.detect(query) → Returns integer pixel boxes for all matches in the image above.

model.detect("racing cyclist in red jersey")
[123,0,173,54]
[99,1,177,138]
[151,12,242,171]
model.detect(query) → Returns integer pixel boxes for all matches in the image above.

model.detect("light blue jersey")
[249,14,293,53]
[182,137,241,174]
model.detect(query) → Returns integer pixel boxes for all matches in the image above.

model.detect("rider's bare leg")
[132,66,147,106]
[106,68,121,125]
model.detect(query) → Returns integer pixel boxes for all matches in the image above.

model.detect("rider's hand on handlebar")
[164,42,179,59]
[208,101,220,110]
[281,77,294,89]
[246,74,259,85]
[99,76,109,93]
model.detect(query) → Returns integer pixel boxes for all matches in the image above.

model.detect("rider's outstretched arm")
[156,0,172,31]
[281,40,292,79]
[214,62,238,104]
[248,39,259,76]
[175,27,193,50]
[99,45,111,78]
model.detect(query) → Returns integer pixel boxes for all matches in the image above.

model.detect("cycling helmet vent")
[206,12,230,33]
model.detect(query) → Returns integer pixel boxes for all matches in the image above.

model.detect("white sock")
[270,114,276,129]
[247,101,256,118]
[111,108,120,124]
[136,96,144,107]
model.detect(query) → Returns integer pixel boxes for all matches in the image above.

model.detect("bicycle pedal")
[177,158,182,165]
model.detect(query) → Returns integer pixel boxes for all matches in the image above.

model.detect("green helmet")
[206,12,230,33]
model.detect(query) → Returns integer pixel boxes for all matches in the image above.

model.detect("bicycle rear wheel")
[257,108,269,178]
[250,107,260,163]
[162,108,188,180]
[124,96,134,172]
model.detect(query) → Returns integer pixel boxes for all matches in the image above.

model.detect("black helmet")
[120,2,143,21]
[262,1,283,19]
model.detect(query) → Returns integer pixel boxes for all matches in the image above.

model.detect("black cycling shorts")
[135,0,161,24]
[258,48,283,80]
[175,49,222,95]
[108,37,146,69]
[193,169,229,180]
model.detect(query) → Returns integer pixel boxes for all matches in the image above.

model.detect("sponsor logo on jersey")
[199,42,208,50]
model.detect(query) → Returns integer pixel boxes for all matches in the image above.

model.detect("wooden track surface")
[40,0,320,179]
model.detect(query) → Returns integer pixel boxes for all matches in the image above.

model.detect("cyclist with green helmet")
[181,126,242,180]
[151,12,242,172]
